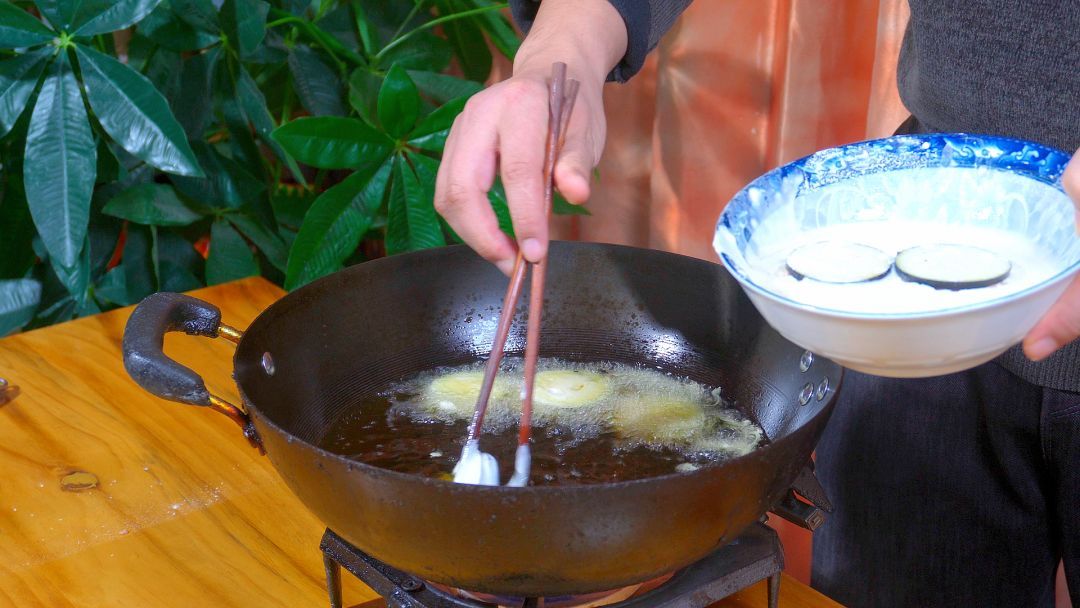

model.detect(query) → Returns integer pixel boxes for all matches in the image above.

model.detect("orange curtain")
[555,0,910,261]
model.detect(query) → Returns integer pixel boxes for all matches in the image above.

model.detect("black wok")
[122,241,841,596]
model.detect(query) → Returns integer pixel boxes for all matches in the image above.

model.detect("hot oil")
[316,359,765,486]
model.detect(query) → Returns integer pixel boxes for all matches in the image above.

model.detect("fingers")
[435,98,516,275]
[1065,149,1080,230]
[435,74,603,272]
[1023,273,1080,361]
[553,115,595,204]
[497,80,552,263]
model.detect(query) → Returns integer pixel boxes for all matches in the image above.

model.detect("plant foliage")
[0,0,582,335]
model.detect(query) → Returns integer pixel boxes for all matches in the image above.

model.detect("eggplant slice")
[786,241,893,283]
[895,244,1011,290]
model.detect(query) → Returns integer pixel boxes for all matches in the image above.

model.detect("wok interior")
[234,242,834,460]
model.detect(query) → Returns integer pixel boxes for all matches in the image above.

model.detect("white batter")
[745,220,1060,314]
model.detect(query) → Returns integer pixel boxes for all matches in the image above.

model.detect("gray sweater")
[510,0,1080,390]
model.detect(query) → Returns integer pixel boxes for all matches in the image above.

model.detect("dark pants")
[809,361,1080,607]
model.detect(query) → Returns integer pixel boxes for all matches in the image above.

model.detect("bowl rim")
[714,132,1080,320]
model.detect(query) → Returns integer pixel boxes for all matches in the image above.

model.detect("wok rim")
[232,241,845,494]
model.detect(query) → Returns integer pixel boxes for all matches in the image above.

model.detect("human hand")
[433,0,626,275]
[1022,148,1080,361]
[434,70,605,275]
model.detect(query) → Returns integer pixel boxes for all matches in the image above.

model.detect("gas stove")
[319,465,830,608]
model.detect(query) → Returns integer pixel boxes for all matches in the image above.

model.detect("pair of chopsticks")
[458,63,580,487]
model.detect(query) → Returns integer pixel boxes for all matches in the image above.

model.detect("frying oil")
[317,359,764,486]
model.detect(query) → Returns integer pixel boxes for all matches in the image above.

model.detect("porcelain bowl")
[713,134,1080,377]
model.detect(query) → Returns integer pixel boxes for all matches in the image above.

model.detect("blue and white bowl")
[713,134,1080,377]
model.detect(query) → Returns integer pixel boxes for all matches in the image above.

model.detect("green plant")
[0,0,587,335]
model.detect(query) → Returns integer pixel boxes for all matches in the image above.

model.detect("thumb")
[1064,149,1080,229]
[553,129,596,205]
[1023,273,1080,361]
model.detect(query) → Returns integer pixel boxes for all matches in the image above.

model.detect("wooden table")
[0,277,840,608]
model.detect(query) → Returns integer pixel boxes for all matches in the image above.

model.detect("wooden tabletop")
[0,277,839,608]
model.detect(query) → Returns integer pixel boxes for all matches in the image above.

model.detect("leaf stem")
[390,1,427,44]
[267,9,366,69]
[350,0,376,57]
[373,4,507,63]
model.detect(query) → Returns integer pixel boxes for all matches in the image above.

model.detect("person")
[433,1,1080,606]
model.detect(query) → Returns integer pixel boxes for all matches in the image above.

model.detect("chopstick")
[519,76,580,448]
[463,63,580,484]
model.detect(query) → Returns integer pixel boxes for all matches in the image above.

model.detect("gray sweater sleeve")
[509,0,693,82]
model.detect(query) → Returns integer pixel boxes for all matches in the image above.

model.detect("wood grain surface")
[0,277,839,608]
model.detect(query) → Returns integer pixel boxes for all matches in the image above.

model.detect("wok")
[122,241,841,596]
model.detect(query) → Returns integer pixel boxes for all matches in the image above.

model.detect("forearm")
[511,0,628,88]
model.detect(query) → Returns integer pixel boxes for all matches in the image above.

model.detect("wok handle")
[122,292,262,451]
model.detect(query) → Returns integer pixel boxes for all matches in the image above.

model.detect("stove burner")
[321,523,783,608]
[319,464,829,608]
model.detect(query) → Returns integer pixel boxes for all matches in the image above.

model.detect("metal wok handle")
[122,292,261,451]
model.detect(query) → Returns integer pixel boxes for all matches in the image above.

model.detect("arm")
[434,0,690,274]
[1023,150,1080,360]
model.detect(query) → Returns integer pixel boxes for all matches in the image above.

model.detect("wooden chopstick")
[465,63,581,461]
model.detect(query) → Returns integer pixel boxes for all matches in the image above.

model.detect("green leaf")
[487,178,514,237]
[347,67,380,125]
[384,157,407,255]
[284,158,390,290]
[74,0,163,36]
[271,184,316,230]
[49,236,90,298]
[244,28,288,64]
[171,142,265,208]
[156,228,203,291]
[379,32,452,73]
[122,224,157,301]
[438,0,491,82]
[227,212,287,272]
[377,64,419,139]
[87,198,122,274]
[400,151,445,250]
[232,64,305,185]
[0,2,54,48]
[74,45,202,177]
[34,0,84,32]
[0,48,51,137]
[24,53,96,268]
[142,45,182,102]
[170,0,219,33]
[172,46,219,139]
[472,2,519,59]
[102,183,202,226]
[407,70,482,105]
[0,175,36,278]
[408,95,468,152]
[206,219,258,285]
[553,191,590,216]
[220,0,268,59]
[0,278,41,336]
[288,45,344,117]
[138,1,219,51]
[93,266,129,306]
[271,116,392,170]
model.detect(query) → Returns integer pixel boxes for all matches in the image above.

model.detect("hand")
[433,0,626,275]
[1022,148,1080,361]
[435,70,606,275]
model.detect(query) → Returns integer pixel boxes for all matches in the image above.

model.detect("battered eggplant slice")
[786,241,893,283]
[534,370,609,408]
[895,244,1011,290]
[426,371,516,415]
